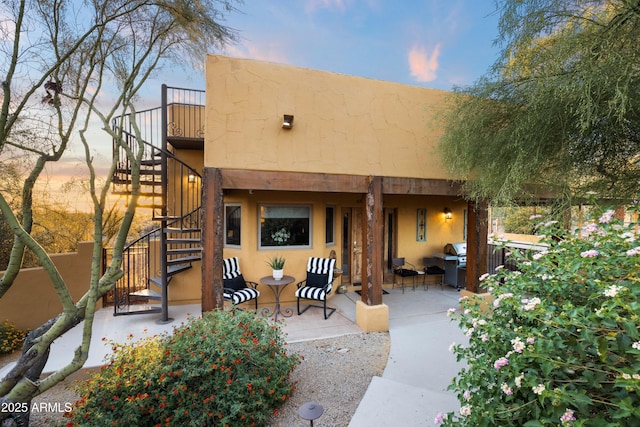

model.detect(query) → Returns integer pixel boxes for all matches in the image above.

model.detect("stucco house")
[110,55,489,331]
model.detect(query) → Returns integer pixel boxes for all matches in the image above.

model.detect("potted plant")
[267,255,286,280]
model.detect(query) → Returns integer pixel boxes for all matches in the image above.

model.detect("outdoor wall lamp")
[443,207,452,220]
[282,114,294,129]
[187,173,196,184]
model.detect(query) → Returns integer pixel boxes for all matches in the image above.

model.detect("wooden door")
[341,208,363,286]
[351,208,363,285]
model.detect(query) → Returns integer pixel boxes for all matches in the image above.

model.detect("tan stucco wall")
[0,242,99,331]
[214,191,468,307]
[205,55,452,179]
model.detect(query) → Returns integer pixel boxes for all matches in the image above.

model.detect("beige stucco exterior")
[0,242,99,331]
[3,57,480,333]
[201,56,474,329]
[205,55,451,179]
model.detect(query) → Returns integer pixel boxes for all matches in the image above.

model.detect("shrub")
[64,309,300,426]
[438,209,640,426]
[0,320,25,355]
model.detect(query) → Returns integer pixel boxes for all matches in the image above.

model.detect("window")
[326,206,335,246]
[224,204,241,247]
[259,205,311,248]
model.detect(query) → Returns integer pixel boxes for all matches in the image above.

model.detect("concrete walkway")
[345,286,467,427]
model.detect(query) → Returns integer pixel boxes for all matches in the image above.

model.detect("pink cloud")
[408,43,441,82]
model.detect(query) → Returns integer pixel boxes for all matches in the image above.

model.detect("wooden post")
[363,176,383,306]
[202,167,224,312]
[466,200,488,293]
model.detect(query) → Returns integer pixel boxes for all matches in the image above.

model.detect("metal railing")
[105,86,204,315]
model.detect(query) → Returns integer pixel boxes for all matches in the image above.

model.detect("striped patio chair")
[295,257,337,319]
[223,257,260,309]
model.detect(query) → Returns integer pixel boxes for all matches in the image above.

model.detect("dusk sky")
[161,0,503,91]
[47,0,504,208]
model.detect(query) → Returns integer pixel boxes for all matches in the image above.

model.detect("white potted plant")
[266,255,286,280]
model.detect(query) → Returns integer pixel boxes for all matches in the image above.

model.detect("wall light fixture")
[282,114,294,129]
[443,207,452,220]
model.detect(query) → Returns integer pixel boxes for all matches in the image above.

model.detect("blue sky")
[48,0,504,208]
[163,0,502,91]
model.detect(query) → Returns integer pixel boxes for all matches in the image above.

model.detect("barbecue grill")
[436,242,467,289]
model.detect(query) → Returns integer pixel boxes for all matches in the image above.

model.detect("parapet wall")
[0,242,98,331]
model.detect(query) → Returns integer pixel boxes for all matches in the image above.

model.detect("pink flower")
[599,210,615,224]
[560,408,576,424]
[501,383,513,395]
[580,249,599,258]
[434,412,447,424]
[581,223,598,236]
[494,357,509,370]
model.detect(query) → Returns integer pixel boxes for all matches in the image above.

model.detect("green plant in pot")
[267,255,286,280]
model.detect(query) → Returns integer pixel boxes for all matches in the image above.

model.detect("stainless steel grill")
[441,242,467,289]
[444,242,466,266]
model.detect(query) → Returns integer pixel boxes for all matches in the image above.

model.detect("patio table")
[260,275,295,321]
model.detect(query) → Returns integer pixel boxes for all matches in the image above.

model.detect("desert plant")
[438,208,640,426]
[64,310,300,426]
[0,320,25,355]
[266,255,286,270]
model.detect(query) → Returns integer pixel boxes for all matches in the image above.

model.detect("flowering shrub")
[439,209,640,426]
[0,320,25,354]
[64,310,300,426]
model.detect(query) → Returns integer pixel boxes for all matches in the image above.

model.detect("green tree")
[0,1,241,425]
[439,0,640,208]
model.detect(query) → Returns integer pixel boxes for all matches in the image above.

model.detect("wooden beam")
[466,199,488,293]
[202,167,224,311]
[363,176,384,306]
[216,168,462,196]
[382,176,463,196]
[220,169,369,193]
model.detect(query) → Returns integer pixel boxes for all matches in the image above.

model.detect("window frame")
[258,204,312,249]
[325,205,336,246]
[224,203,242,248]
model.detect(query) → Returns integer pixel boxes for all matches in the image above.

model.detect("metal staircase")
[107,85,204,320]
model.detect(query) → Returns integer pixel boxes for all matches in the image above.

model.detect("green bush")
[0,320,25,355]
[438,209,640,426]
[64,309,300,426]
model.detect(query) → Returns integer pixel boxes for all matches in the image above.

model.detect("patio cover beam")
[202,167,225,312]
[362,176,384,306]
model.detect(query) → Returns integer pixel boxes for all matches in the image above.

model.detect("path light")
[298,401,324,426]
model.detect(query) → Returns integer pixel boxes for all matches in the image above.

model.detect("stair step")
[165,227,201,234]
[115,168,161,176]
[136,204,164,210]
[114,304,162,316]
[148,275,173,288]
[167,238,201,245]
[141,158,162,166]
[153,215,182,221]
[167,246,202,255]
[110,190,160,197]
[129,289,161,299]
[167,264,193,276]
[167,255,201,265]
[113,177,162,186]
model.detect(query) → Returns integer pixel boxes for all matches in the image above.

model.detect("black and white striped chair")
[295,257,337,319]
[223,257,260,309]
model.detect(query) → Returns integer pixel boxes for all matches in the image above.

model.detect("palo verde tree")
[0,0,241,425]
[438,0,640,210]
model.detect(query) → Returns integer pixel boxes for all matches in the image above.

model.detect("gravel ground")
[3,331,390,426]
